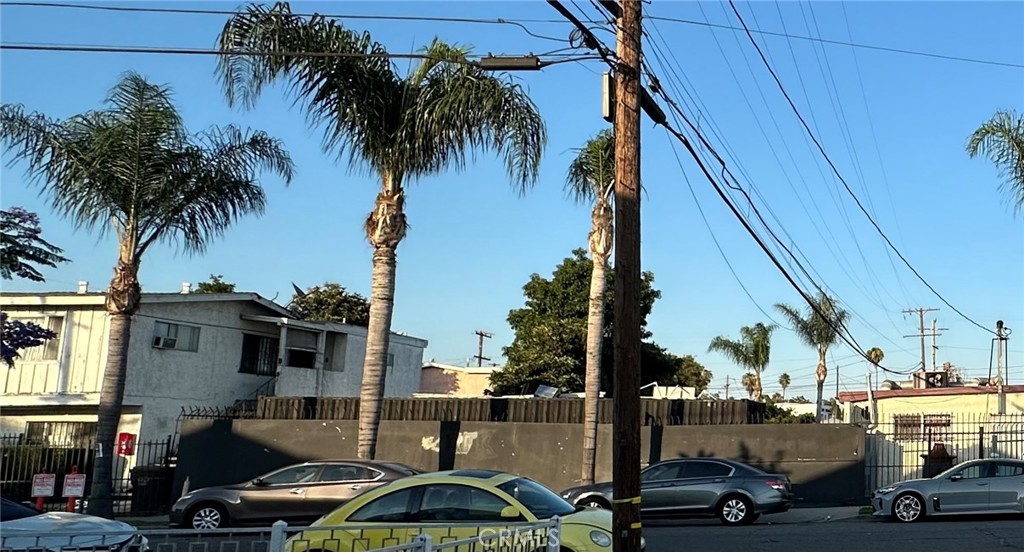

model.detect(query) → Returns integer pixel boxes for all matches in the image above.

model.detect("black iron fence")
[864,412,1024,495]
[0,433,177,516]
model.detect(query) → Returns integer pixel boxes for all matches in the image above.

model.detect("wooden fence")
[254,396,764,425]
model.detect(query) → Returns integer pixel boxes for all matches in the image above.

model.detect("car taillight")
[765,479,787,490]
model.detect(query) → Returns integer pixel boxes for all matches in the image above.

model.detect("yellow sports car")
[285,469,643,552]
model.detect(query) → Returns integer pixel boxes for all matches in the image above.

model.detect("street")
[643,516,1024,552]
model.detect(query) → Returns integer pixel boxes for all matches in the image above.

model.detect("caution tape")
[611,496,641,505]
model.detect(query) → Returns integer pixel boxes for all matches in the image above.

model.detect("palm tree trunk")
[358,173,406,460]
[581,198,612,486]
[815,348,827,422]
[87,256,140,518]
[752,370,763,402]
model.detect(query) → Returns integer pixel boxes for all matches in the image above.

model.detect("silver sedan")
[873,458,1024,522]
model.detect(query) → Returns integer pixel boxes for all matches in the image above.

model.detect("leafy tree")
[778,372,791,399]
[492,249,709,396]
[967,110,1024,214]
[0,72,293,517]
[1,313,57,368]
[218,3,546,459]
[707,322,777,401]
[194,274,236,293]
[764,395,816,424]
[1,207,68,281]
[565,129,614,485]
[866,346,884,390]
[740,372,757,399]
[290,282,370,327]
[775,293,849,423]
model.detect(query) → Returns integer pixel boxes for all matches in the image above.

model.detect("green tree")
[0,73,293,517]
[634,345,713,394]
[290,282,371,326]
[707,322,777,401]
[740,372,758,399]
[218,3,545,459]
[565,129,614,485]
[778,372,791,400]
[967,109,1024,214]
[1,207,69,281]
[194,274,236,294]
[775,293,850,423]
[490,248,664,395]
[866,346,884,389]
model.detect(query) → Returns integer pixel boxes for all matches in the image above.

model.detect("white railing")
[0,518,561,552]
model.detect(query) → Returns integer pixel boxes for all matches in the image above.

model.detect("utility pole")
[835,363,840,399]
[473,330,492,367]
[929,319,948,371]
[902,307,938,375]
[611,1,643,550]
[994,320,1012,414]
[725,375,731,400]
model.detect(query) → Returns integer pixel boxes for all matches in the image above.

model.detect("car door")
[988,462,1024,512]
[342,487,421,550]
[304,464,385,519]
[639,462,686,513]
[410,484,519,546]
[935,462,993,514]
[667,460,733,512]
[238,464,321,522]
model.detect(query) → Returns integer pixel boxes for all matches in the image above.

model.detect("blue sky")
[2,1,1022,399]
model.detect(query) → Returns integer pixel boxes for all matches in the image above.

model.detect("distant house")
[418,361,498,397]
[1,284,428,446]
[838,378,1024,423]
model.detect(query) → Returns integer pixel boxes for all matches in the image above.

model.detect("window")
[418,485,515,522]
[16,316,63,361]
[893,413,952,442]
[387,353,395,370]
[349,489,416,523]
[953,464,989,480]
[152,321,200,352]
[681,461,732,479]
[641,462,684,482]
[240,334,278,376]
[318,465,381,483]
[994,463,1024,478]
[286,348,316,369]
[24,421,96,447]
[496,478,575,519]
[261,465,320,486]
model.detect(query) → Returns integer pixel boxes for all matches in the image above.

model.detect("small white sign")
[31,474,55,498]
[63,474,87,498]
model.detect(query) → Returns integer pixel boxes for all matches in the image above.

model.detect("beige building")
[418,362,498,397]
[838,383,1024,423]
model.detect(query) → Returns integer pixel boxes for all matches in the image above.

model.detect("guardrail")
[1,518,561,552]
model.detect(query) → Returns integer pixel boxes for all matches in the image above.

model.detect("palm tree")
[217,3,546,459]
[966,110,1024,214]
[740,372,758,399]
[866,346,885,390]
[0,73,293,517]
[707,322,777,401]
[775,293,850,422]
[565,129,614,486]
[778,373,791,400]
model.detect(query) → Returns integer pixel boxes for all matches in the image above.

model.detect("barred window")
[893,413,952,442]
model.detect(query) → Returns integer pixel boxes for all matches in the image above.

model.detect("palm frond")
[565,129,614,205]
[966,109,1024,212]
[707,336,754,370]
[775,293,849,350]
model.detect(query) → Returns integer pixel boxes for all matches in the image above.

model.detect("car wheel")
[717,495,755,526]
[578,497,610,509]
[892,493,924,523]
[189,503,228,529]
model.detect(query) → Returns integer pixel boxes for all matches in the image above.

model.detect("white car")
[0,498,148,552]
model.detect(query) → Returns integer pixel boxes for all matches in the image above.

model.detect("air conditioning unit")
[924,371,948,388]
[152,336,177,349]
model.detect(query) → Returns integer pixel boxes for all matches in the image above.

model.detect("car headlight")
[589,530,612,547]
[876,484,902,494]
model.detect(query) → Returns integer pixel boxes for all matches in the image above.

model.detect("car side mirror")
[500,506,520,519]
[949,475,962,482]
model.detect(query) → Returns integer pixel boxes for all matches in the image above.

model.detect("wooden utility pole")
[902,307,938,374]
[612,1,643,550]
[473,330,492,367]
[929,319,948,371]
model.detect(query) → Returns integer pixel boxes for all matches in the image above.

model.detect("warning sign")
[31,474,55,497]
[63,474,87,498]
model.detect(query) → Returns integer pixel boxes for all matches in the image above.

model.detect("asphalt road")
[643,516,1024,552]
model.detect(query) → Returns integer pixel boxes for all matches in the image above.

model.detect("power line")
[726,0,995,336]
[1,1,574,43]
[647,14,1024,69]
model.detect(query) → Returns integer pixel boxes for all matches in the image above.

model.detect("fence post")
[547,516,560,552]
[415,532,432,552]
[979,427,985,459]
[269,520,288,552]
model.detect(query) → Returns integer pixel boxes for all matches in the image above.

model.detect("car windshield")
[1,498,42,522]
[497,478,576,519]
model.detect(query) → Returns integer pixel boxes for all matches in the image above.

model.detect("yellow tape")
[611,496,641,504]
[630,522,643,529]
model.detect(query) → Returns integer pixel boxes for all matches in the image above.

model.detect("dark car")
[170,460,420,529]
[561,458,794,525]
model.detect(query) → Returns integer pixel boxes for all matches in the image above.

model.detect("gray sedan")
[170,460,419,529]
[873,458,1024,522]
[561,458,794,525]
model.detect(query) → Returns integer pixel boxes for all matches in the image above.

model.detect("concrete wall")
[175,419,866,506]
[420,368,495,397]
